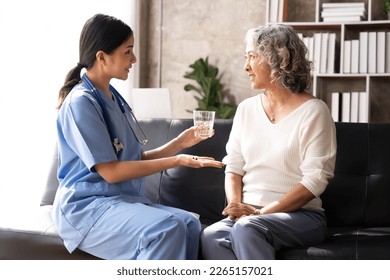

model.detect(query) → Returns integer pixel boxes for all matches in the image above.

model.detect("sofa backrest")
[40,144,59,206]
[140,118,232,225]
[321,123,390,228]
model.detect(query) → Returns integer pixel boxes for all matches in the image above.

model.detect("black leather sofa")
[1,118,390,260]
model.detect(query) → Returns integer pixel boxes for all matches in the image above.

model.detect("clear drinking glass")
[193,110,215,137]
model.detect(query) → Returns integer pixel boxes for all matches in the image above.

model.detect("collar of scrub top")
[81,73,148,154]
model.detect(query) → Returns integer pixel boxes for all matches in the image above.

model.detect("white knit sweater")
[223,94,337,211]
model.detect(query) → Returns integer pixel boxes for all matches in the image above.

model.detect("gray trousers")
[201,209,327,259]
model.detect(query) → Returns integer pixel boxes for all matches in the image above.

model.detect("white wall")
[146,0,265,118]
[0,0,138,213]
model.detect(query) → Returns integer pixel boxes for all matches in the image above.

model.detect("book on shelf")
[269,0,278,23]
[359,32,368,73]
[322,7,366,11]
[386,32,390,73]
[308,37,314,64]
[342,92,351,122]
[302,36,313,62]
[358,92,369,123]
[343,40,351,74]
[323,15,364,22]
[331,92,341,122]
[277,0,286,22]
[322,2,365,9]
[351,40,359,74]
[313,33,322,74]
[377,32,386,74]
[298,33,309,44]
[320,33,329,73]
[327,33,336,74]
[321,10,366,17]
[368,32,377,73]
[350,91,359,123]
[268,0,286,23]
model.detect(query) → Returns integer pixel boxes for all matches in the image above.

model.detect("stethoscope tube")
[81,73,148,153]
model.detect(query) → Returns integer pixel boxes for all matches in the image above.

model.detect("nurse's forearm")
[142,126,206,160]
[95,157,180,183]
[141,138,182,160]
[94,155,223,183]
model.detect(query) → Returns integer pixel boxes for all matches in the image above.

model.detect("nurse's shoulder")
[63,82,98,110]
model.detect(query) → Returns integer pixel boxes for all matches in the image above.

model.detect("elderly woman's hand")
[222,202,260,222]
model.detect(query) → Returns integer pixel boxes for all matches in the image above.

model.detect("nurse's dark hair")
[57,14,133,109]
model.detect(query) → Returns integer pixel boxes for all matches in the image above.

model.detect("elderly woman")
[201,24,337,260]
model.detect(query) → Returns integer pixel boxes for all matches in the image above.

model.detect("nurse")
[53,13,224,260]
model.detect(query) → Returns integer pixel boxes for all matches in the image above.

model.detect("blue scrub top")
[52,82,150,252]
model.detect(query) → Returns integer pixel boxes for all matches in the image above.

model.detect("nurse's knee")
[138,215,189,259]
[161,214,188,237]
[185,213,201,233]
[142,213,185,242]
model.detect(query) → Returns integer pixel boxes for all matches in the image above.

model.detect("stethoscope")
[81,73,148,154]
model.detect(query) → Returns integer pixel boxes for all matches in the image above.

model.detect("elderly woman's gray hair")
[245,24,312,93]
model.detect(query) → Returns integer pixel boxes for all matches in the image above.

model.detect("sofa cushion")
[0,206,98,260]
[355,228,390,259]
[276,229,360,259]
[276,227,390,260]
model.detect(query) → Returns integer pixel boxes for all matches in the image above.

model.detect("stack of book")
[344,32,390,74]
[321,2,366,22]
[331,91,368,123]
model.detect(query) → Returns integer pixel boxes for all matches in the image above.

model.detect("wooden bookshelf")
[267,0,390,122]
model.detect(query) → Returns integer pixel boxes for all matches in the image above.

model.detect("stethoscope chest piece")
[113,138,124,154]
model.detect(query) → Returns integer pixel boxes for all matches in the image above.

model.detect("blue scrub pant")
[78,202,201,260]
[201,209,327,259]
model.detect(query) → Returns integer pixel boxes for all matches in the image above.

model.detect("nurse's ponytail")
[57,63,85,109]
[57,14,133,109]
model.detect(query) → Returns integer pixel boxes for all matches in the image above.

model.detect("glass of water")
[193,110,215,137]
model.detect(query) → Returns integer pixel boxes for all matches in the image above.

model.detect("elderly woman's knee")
[231,216,269,240]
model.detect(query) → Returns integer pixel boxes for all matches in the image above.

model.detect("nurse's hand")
[177,154,224,169]
[175,126,214,149]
